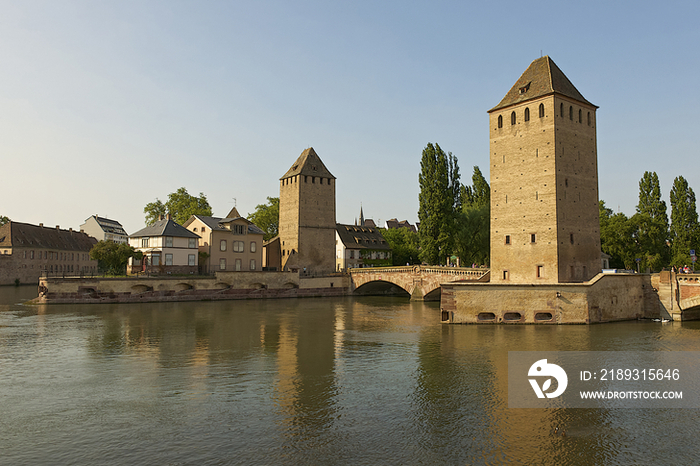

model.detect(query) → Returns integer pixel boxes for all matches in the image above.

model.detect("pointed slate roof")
[489,56,596,113]
[226,206,241,219]
[281,147,335,180]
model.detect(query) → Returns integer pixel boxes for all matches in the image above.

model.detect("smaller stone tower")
[278,147,336,274]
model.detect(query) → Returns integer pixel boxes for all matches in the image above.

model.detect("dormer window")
[518,82,530,94]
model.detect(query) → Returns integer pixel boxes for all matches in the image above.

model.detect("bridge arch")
[349,266,487,301]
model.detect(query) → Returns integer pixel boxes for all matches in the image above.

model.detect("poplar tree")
[631,171,669,271]
[418,143,459,265]
[455,166,490,266]
[669,176,700,267]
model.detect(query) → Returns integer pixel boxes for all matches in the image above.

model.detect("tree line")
[600,172,699,271]
[416,141,699,271]
[417,143,490,267]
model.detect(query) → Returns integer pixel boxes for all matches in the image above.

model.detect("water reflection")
[2,289,700,465]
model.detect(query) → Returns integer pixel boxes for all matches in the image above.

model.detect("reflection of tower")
[278,147,336,274]
[488,56,601,284]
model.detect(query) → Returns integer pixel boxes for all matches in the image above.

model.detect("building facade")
[488,56,601,284]
[0,221,98,285]
[80,215,129,243]
[335,224,392,271]
[183,207,264,273]
[278,147,337,274]
[128,217,200,274]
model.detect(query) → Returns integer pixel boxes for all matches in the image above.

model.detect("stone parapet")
[441,273,660,324]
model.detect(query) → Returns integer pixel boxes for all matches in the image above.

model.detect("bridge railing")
[349,266,488,278]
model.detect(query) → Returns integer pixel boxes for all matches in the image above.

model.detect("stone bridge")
[657,272,700,321]
[349,266,489,300]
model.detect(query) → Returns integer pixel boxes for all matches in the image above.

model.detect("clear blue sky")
[1,0,698,235]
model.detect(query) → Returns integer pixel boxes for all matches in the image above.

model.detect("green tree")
[380,227,420,266]
[144,187,213,225]
[418,143,459,265]
[460,166,490,209]
[0,215,9,227]
[455,166,490,266]
[90,241,142,275]
[247,197,279,241]
[599,200,637,269]
[669,176,700,267]
[631,171,669,271]
[454,205,490,267]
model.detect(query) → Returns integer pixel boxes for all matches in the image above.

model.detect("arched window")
[569,106,573,120]
[524,107,530,122]
[578,109,582,123]
[511,111,516,125]
[498,115,503,128]
[539,103,545,118]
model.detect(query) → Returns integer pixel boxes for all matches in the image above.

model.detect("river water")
[1,286,700,465]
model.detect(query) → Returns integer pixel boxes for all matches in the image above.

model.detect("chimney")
[69,228,73,233]
[166,213,172,221]
[56,225,60,230]
[39,223,43,228]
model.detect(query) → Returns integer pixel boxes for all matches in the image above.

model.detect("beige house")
[128,217,200,274]
[183,207,264,273]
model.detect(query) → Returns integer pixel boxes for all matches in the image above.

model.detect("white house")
[128,217,200,274]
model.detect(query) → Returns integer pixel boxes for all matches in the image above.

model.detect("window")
[220,240,227,252]
[235,259,242,271]
[188,254,195,266]
[560,102,564,117]
[530,233,536,243]
[250,259,256,270]
[505,235,511,245]
[587,112,591,126]
[165,237,173,247]
[570,233,574,245]
[233,224,246,235]
[219,258,226,270]
[141,238,149,248]
[152,254,160,266]
[201,227,206,233]
[537,265,544,278]
[189,238,197,248]
[578,109,582,123]
[524,107,530,122]
[498,115,503,128]
[250,242,257,253]
[569,106,573,120]
[165,254,173,266]
[503,270,509,280]
[30,250,34,259]
[511,111,516,125]
[539,103,545,118]
[233,241,244,252]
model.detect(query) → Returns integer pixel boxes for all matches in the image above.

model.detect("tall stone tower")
[488,56,601,284]
[278,147,336,274]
